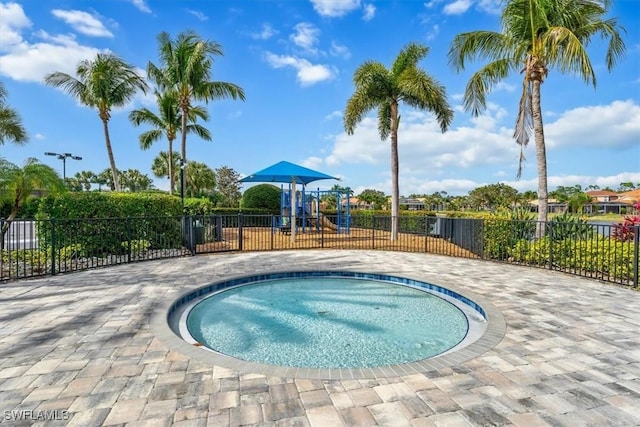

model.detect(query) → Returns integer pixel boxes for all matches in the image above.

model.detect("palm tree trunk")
[180,105,188,198]
[532,80,548,236]
[168,139,174,195]
[390,102,400,241]
[102,118,120,191]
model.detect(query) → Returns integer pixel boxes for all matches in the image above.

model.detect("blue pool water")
[186,277,469,368]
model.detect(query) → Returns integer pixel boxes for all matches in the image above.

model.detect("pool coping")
[150,269,506,380]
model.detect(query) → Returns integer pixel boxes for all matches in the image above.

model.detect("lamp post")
[44,152,82,182]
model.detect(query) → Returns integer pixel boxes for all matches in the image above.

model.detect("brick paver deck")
[1,250,639,426]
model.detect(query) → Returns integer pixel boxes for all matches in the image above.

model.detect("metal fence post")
[270,214,274,251]
[238,213,244,251]
[424,216,429,253]
[372,216,376,250]
[50,219,56,275]
[633,225,639,288]
[126,217,132,263]
[547,221,553,270]
[321,215,325,248]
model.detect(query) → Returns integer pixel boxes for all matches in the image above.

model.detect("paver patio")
[1,250,639,426]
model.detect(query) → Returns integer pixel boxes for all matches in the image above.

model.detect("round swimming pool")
[169,271,490,372]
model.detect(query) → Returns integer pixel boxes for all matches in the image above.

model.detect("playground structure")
[279,185,351,234]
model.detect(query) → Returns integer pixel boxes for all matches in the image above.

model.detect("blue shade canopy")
[239,161,338,185]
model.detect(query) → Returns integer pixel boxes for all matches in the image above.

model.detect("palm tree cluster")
[42,29,245,195]
[345,0,624,240]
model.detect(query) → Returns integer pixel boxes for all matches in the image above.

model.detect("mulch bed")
[196,227,478,258]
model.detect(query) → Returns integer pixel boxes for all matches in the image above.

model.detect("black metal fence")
[2,215,638,287]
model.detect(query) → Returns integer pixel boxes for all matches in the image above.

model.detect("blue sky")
[1,0,639,196]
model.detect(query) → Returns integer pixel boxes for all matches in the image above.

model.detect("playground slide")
[318,214,338,231]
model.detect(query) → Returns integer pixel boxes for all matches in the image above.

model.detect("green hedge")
[35,192,183,255]
[36,192,183,218]
[511,236,635,282]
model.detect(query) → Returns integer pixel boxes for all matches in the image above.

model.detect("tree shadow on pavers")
[0,288,160,359]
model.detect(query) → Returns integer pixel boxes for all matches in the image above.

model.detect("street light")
[44,152,82,181]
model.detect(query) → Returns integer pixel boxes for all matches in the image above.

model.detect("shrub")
[612,210,640,242]
[511,235,635,282]
[183,198,216,215]
[35,193,183,256]
[547,212,593,240]
[241,184,281,212]
[122,239,151,253]
[483,208,536,260]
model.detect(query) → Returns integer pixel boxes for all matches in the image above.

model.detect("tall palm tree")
[0,81,28,145]
[129,89,211,194]
[147,30,245,196]
[151,151,180,193]
[44,53,149,191]
[344,42,453,240]
[448,0,625,228]
[0,158,65,246]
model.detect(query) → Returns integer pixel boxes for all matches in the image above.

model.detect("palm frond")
[463,59,513,116]
[398,68,454,132]
[186,124,212,141]
[391,43,429,77]
[448,31,514,71]
[377,103,392,140]
[139,129,164,149]
[344,88,379,135]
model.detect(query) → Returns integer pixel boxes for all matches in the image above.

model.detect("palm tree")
[344,42,453,240]
[0,158,65,247]
[120,169,153,192]
[0,81,28,145]
[74,170,97,191]
[448,0,625,229]
[97,168,116,191]
[151,151,180,193]
[147,30,245,196]
[129,89,211,194]
[185,161,216,197]
[44,53,149,191]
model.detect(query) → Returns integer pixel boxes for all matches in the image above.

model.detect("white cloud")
[290,22,320,54]
[51,9,113,38]
[186,9,208,21]
[0,2,32,48]
[477,0,502,14]
[264,52,334,86]
[545,100,640,149]
[251,23,277,40]
[0,4,110,82]
[362,4,376,21]
[227,110,243,120]
[130,0,151,13]
[443,0,473,15]
[302,156,324,170]
[330,41,350,59]
[325,110,342,120]
[311,100,640,195]
[426,24,440,41]
[310,0,361,17]
[495,81,516,92]
[34,133,45,140]
[0,30,106,83]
